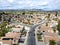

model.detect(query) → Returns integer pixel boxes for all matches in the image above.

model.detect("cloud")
[7,0,14,3]
[0,0,60,11]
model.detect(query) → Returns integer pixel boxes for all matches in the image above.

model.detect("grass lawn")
[37,34,42,41]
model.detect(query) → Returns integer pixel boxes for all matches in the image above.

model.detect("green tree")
[55,11,58,17]
[49,40,56,45]
[57,20,60,35]
[0,21,10,37]
[47,13,51,22]
[22,12,25,15]
[46,22,48,26]
[48,13,50,18]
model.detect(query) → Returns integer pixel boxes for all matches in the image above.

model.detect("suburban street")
[26,19,47,45]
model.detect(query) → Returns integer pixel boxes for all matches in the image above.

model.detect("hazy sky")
[0,0,60,11]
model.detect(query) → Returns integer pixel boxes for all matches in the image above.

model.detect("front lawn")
[37,34,42,41]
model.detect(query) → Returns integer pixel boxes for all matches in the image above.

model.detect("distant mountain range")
[0,9,60,12]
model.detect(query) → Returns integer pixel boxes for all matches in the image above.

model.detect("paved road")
[10,19,47,45]
[26,31,36,45]
[26,19,47,45]
[11,19,47,45]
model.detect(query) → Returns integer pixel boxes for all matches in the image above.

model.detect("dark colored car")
[18,39,25,43]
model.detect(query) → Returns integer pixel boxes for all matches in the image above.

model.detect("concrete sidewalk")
[19,31,29,45]
[35,29,45,45]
